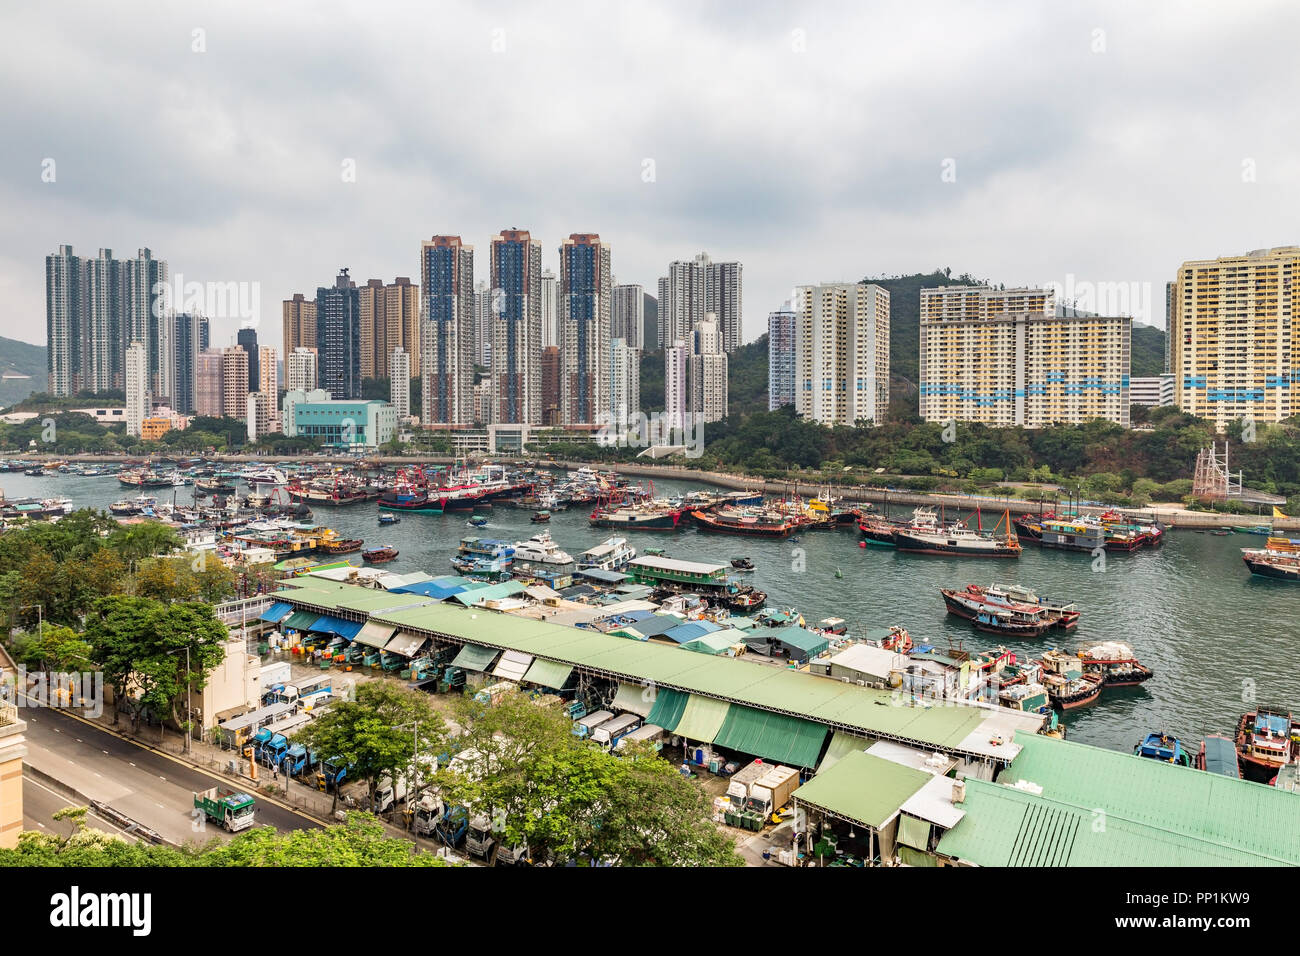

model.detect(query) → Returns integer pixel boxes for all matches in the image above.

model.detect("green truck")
[193,786,257,832]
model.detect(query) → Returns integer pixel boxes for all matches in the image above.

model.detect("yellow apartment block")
[1169,247,1300,431]
[795,282,890,426]
[919,286,1131,428]
[0,701,26,849]
[141,417,172,440]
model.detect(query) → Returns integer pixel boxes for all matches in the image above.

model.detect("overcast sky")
[3,0,1298,350]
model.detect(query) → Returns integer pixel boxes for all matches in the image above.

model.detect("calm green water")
[9,470,1299,756]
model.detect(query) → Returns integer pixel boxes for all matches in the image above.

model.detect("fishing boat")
[314,529,364,555]
[982,583,1080,629]
[1235,707,1297,783]
[940,587,1054,637]
[108,494,158,516]
[195,477,237,495]
[1134,732,1193,767]
[361,545,399,564]
[730,557,755,571]
[690,506,807,538]
[720,583,767,613]
[857,514,902,547]
[814,617,848,636]
[880,625,912,653]
[1038,650,1103,709]
[577,536,637,572]
[1078,641,1152,687]
[1234,525,1274,536]
[117,468,174,488]
[451,537,516,581]
[1197,735,1241,778]
[511,530,574,567]
[1037,516,1107,553]
[894,507,1021,558]
[378,513,400,525]
[531,510,552,523]
[589,500,689,531]
[1241,537,1300,581]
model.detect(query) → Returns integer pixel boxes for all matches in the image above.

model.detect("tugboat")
[1134,732,1193,767]
[731,557,755,571]
[362,545,399,564]
[1038,650,1103,709]
[1235,707,1296,783]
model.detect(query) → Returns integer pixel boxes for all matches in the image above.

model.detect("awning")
[258,602,293,623]
[645,687,689,733]
[353,621,397,649]
[282,610,319,631]
[451,643,501,673]
[674,695,731,743]
[493,649,534,682]
[522,658,574,690]
[899,815,932,851]
[611,682,652,717]
[383,631,427,658]
[714,704,829,769]
[309,615,363,640]
[818,731,873,774]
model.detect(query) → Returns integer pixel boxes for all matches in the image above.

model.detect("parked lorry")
[412,792,445,836]
[193,786,256,832]
[465,813,496,861]
[277,675,333,709]
[259,660,291,690]
[746,765,800,822]
[725,759,772,806]
[572,710,614,740]
[373,773,409,813]
[317,755,353,792]
[615,723,664,754]
[283,743,316,777]
[590,713,642,751]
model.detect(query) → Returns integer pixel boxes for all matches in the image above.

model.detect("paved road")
[20,703,320,844]
[23,775,135,840]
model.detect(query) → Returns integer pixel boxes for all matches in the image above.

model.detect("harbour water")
[9,470,1300,756]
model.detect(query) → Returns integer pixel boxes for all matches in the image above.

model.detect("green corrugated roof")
[451,581,527,605]
[646,688,689,732]
[997,733,1300,864]
[818,730,872,773]
[714,704,829,769]
[281,610,320,630]
[681,631,742,655]
[793,751,931,830]
[370,598,993,756]
[758,625,830,656]
[522,657,573,690]
[674,695,731,742]
[937,778,1289,867]
[451,643,500,672]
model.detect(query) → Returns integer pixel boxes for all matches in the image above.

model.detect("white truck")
[614,723,664,754]
[373,773,409,813]
[412,792,445,836]
[746,765,801,822]
[590,713,642,751]
[725,759,773,807]
[573,710,615,740]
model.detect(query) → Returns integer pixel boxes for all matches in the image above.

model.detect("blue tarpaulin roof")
[577,568,628,584]
[392,576,490,601]
[662,621,724,644]
[259,601,293,623]
[308,615,363,640]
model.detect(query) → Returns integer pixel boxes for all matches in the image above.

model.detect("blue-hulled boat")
[1135,731,1192,767]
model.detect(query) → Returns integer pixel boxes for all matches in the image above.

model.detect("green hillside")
[0,336,47,409]
[1131,322,1166,378]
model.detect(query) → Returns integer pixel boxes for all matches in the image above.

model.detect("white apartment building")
[794,282,890,426]
[286,347,318,392]
[125,341,149,437]
[390,346,411,422]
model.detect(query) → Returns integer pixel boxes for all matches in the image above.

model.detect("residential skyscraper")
[282,293,317,361]
[490,228,544,424]
[420,236,475,425]
[689,314,728,423]
[1169,247,1300,430]
[286,347,318,393]
[172,312,205,413]
[387,277,420,378]
[359,278,387,380]
[195,350,224,417]
[796,282,891,426]
[612,283,645,349]
[664,340,689,431]
[541,346,561,426]
[45,245,170,397]
[609,337,640,427]
[541,269,559,348]
[257,345,277,397]
[767,306,796,410]
[221,347,250,419]
[473,280,493,367]
[391,346,411,423]
[918,285,1129,428]
[356,276,419,380]
[656,252,742,351]
[559,233,612,425]
[125,341,148,437]
[316,268,362,400]
[237,326,259,393]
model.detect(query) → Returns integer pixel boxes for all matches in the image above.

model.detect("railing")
[0,699,17,728]
[214,595,274,626]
